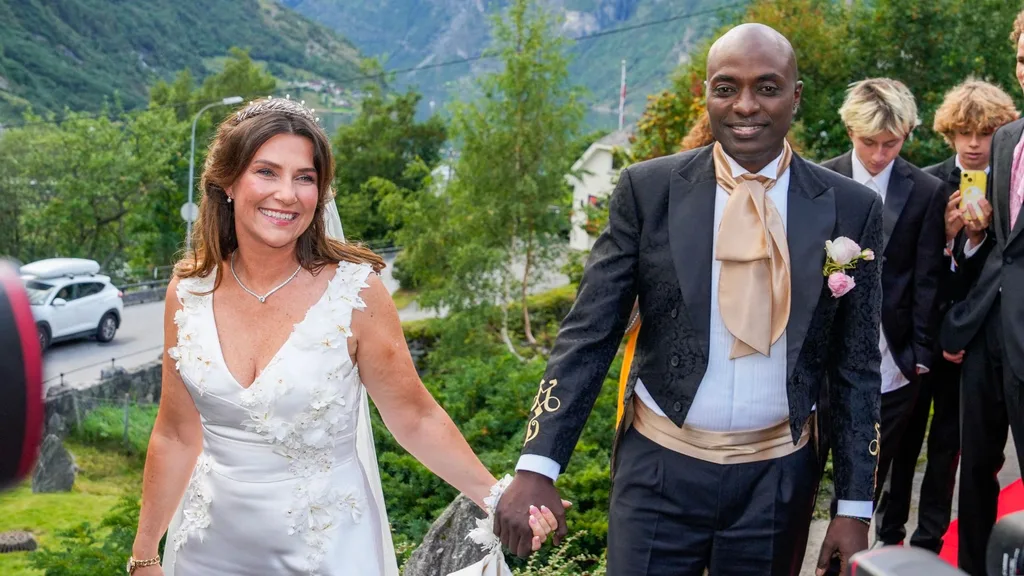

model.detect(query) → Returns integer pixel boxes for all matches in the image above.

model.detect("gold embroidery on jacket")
[868,422,880,456]
[524,379,561,445]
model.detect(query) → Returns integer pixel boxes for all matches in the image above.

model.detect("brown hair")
[1012,8,1024,45]
[932,78,1019,146]
[174,99,384,288]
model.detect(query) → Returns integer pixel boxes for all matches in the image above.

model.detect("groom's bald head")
[705,24,802,172]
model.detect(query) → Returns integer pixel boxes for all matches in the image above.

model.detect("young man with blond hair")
[942,11,1024,572]
[878,78,1017,554]
[821,78,947,538]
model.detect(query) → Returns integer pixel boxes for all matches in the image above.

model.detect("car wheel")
[38,325,51,352]
[96,313,118,343]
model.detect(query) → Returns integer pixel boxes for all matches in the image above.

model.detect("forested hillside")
[0,0,363,122]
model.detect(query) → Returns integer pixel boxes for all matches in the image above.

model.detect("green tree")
[0,108,179,271]
[386,0,584,357]
[331,61,448,245]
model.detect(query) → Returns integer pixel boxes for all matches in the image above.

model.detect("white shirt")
[850,153,921,394]
[517,149,873,519]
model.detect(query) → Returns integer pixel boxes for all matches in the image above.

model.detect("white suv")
[21,258,124,352]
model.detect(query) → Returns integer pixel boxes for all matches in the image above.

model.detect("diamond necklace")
[230,252,303,303]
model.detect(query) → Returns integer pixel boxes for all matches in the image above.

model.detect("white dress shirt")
[850,154,923,394]
[518,149,873,519]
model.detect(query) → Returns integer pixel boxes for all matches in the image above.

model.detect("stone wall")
[122,287,166,307]
[44,360,162,437]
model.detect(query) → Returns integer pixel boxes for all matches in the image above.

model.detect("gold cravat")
[712,142,792,359]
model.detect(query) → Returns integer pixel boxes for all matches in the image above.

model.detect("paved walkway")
[801,436,1020,574]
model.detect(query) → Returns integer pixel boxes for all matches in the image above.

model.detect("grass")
[0,441,143,576]
[392,288,419,311]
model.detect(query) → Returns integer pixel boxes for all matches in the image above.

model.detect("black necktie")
[948,167,961,188]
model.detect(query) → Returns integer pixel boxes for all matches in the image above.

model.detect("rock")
[46,412,67,439]
[100,365,127,380]
[0,531,37,553]
[402,494,491,576]
[32,435,77,493]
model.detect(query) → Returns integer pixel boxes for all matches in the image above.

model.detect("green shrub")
[70,404,158,457]
[560,250,588,286]
[29,495,153,576]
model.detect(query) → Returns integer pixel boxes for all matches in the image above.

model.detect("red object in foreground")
[939,478,1024,565]
[0,260,44,490]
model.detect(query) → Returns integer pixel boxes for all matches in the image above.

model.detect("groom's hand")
[815,516,869,575]
[494,470,567,558]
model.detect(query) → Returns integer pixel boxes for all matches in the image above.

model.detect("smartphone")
[960,170,986,220]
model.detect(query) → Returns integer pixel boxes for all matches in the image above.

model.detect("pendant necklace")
[230,252,302,303]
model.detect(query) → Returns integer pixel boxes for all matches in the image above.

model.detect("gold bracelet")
[126,555,161,574]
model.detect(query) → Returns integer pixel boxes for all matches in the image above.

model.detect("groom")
[494,23,884,575]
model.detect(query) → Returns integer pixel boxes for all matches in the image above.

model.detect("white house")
[567,130,632,251]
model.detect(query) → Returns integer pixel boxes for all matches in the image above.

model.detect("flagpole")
[618,59,627,131]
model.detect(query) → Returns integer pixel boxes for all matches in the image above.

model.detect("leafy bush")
[29,495,151,576]
[70,404,158,457]
[560,250,587,287]
[376,285,618,568]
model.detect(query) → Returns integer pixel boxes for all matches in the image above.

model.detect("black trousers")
[607,426,819,576]
[875,356,961,551]
[958,299,1024,576]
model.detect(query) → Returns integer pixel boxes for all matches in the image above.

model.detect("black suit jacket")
[942,118,1024,381]
[521,146,884,503]
[821,153,947,379]
[923,156,996,322]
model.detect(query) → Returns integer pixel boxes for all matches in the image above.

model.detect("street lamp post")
[186,96,244,252]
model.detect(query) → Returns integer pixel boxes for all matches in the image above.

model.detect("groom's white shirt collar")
[721,148,787,180]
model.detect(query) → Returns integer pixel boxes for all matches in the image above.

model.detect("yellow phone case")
[959,170,986,219]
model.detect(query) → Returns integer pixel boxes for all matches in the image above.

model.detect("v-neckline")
[209,264,341,391]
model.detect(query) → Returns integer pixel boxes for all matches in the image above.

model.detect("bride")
[129,97,558,575]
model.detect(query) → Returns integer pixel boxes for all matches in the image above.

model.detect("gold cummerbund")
[631,397,810,465]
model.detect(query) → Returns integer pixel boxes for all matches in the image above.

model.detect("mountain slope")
[0,0,363,122]
[284,0,735,130]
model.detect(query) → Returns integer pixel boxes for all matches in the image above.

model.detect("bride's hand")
[132,566,164,575]
[528,499,572,551]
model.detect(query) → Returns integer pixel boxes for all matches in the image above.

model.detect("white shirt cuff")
[837,499,873,519]
[916,363,929,374]
[964,233,986,257]
[515,454,561,482]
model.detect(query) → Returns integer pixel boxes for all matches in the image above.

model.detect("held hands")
[815,516,870,576]
[495,471,570,557]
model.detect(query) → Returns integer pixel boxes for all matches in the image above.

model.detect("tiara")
[234,94,321,124]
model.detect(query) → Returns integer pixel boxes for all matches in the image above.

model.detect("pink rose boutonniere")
[823,237,875,298]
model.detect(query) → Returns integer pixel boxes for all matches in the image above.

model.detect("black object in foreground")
[850,546,966,576]
[989,510,1024,576]
[0,259,44,491]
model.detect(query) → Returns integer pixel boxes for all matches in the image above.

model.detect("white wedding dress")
[161,258,400,576]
